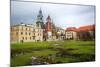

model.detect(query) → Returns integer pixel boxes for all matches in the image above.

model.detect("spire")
[36,8,44,29]
[39,8,42,14]
[37,8,43,22]
[47,15,51,20]
[46,15,51,22]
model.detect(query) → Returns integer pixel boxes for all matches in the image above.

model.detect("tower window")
[40,17,42,20]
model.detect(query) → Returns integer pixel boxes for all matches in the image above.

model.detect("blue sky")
[11,1,95,29]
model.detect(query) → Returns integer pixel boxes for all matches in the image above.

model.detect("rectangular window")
[38,33,39,36]
[29,32,31,35]
[33,36,35,40]
[25,37,27,40]
[16,32,18,35]
[21,32,23,35]
[25,32,27,35]
[26,28,27,30]
[30,37,31,40]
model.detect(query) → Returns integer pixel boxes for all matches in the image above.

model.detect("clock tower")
[36,9,44,29]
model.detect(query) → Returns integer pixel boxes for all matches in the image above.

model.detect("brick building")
[65,24,95,40]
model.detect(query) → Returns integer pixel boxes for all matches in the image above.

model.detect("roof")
[77,24,95,32]
[66,24,95,32]
[66,27,77,32]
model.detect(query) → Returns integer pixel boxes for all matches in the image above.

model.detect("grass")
[11,40,95,66]
[11,49,58,66]
[55,57,77,63]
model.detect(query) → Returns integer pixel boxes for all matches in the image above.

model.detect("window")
[29,32,31,35]
[25,37,27,40]
[16,32,18,35]
[25,32,27,35]
[38,33,39,36]
[30,37,31,40]
[21,32,23,35]
[26,28,27,30]
[33,36,35,40]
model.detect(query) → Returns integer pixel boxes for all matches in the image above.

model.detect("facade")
[11,9,60,43]
[11,9,45,43]
[45,15,65,41]
[65,25,95,40]
[77,24,95,41]
[10,23,34,43]
[65,27,77,40]
[34,24,43,41]
[56,27,65,40]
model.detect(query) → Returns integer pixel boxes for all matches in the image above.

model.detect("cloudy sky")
[11,1,95,29]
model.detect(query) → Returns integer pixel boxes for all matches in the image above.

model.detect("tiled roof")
[66,27,77,32]
[66,24,95,32]
[77,24,95,32]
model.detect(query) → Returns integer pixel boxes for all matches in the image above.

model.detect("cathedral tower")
[45,15,52,41]
[34,9,44,41]
[36,9,44,29]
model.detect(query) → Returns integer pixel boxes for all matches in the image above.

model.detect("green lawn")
[11,40,95,67]
[11,49,58,66]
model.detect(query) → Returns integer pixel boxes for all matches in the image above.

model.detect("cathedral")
[10,9,65,43]
[34,9,57,41]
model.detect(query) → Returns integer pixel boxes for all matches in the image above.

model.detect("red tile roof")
[77,24,95,32]
[66,27,77,32]
[66,24,95,32]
